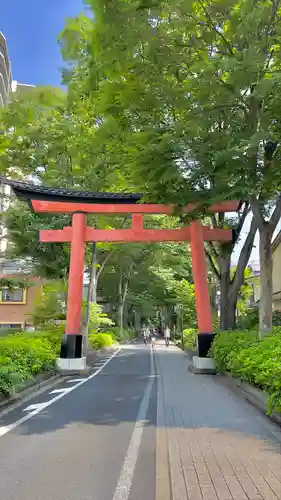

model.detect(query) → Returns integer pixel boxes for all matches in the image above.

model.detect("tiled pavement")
[155,341,281,500]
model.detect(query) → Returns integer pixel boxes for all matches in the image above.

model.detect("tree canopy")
[2,0,281,333]
[59,0,281,333]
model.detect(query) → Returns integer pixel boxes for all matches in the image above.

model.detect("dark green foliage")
[183,328,197,352]
[237,308,259,330]
[0,331,59,397]
[211,330,281,415]
[88,332,114,349]
[272,310,281,326]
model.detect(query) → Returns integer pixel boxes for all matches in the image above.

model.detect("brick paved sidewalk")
[155,341,281,500]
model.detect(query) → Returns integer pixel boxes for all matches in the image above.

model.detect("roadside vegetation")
[211,329,281,415]
[0,331,59,397]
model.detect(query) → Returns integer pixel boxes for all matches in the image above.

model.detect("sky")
[1,0,88,87]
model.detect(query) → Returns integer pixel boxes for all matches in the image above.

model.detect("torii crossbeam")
[2,178,240,372]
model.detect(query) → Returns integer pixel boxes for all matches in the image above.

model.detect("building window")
[0,288,26,304]
[0,323,23,329]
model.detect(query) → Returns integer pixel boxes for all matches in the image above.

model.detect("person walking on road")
[164,325,171,346]
[150,327,156,347]
[142,327,149,345]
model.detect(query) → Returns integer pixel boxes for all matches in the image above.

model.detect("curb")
[183,347,197,360]
[0,345,120,415]
[0,373,62,417]
[221,373,281,427]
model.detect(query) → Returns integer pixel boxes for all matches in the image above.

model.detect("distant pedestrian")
[150,328,156,347]
[164,325,171,346]
[143,327,149,345]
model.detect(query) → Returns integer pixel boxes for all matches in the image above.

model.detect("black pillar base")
[60,334,83,359]
[197,332,216,358]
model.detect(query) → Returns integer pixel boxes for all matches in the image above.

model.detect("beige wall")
[251,276,261,304]
[272,243,281,298]
[0,276,41,327]
[273,299,281,311]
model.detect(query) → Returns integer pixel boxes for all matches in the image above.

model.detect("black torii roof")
[0,177,143,204]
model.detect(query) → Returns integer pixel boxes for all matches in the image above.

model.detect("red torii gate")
[3,178,240,371]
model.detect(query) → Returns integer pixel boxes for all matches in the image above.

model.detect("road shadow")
[1,344,281,458]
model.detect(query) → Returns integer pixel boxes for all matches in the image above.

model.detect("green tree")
[31,281,67,327]
[4,202,71,279]
[206,206,257,329]
[60,0,281,334]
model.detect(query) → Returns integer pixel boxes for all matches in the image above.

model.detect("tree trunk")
[220,294,236,331]
[84,242,97,346]
[250,195,281,335]
[207,204,257,331]
[118,303,124,336]
[259,226,273,335]
[118,266,133,337]
[134,310,141,334]
[219,254,235,330]
[207,212,257,331]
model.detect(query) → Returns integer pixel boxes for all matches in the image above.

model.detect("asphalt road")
[0,343,157,500]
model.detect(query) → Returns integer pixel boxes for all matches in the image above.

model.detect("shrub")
[88,332,114,350]
[84,302,114,333]
[31,281,67,327]
[237,308,259,330]
[211,329,281,415]
[183,328,197,351]
[272,310,281,326]
[0,331,58,397]
[111,327,136,343]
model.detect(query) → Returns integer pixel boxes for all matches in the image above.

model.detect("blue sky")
[1,0,87,87]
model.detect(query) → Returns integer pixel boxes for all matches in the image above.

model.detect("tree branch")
[96,248,116,281]
[206,247,220,280]
[198,0,234,56]
[211,215,218,229]
[234,202,250,245]
[250,196,265,229]
[207,240,219,258]
[229,216,257,299]
[269,194,281,233]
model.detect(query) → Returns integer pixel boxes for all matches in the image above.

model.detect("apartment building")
[0,31,12,107]
[0,31,35,255]
[0,32,37,328]
[0,260,41,330]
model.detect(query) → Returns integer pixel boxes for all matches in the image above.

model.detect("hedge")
[0,327,115,398]
[0,331,60,397]
[183,328,197,351]
[210,329,281,415]
[88,332,114,350]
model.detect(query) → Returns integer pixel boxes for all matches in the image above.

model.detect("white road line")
[112,347,154,500]
[66,378,88,383]
[23,403,49,412]
[0,348,121,438]
[49,388,71,395]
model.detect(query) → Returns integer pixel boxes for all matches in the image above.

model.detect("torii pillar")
[190,221,215,373]
[59,213,86,370]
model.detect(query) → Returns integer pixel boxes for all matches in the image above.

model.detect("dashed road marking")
[49,388,71,395]
[0,348,121,438]
[66,378,88,383]
[112,347,154,500]
[23,403,49,413]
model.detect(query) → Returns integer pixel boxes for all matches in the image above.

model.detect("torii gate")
[3,178,240,372]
